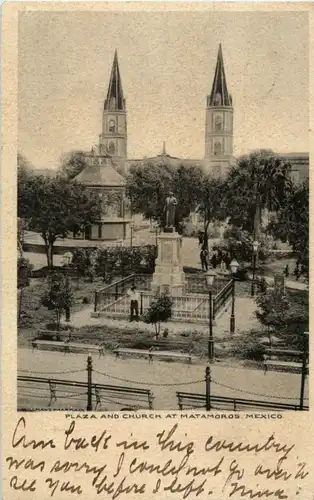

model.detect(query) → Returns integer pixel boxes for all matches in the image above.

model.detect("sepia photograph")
[17,9,309,412]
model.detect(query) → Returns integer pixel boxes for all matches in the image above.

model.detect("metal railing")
[18,374,154,411]
[94,273,233,321]
[213,278,233,319]
[94,274,152,312]
[176,392,309,412]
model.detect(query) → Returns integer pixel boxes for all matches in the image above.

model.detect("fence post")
[87,356,93,411]
[299,332,309,410]
[115,283,119,301]
[94,291,98,313]
[140,292,143,315]
[205,366,211,411]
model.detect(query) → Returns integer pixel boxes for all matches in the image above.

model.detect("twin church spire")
[101,45,233,174]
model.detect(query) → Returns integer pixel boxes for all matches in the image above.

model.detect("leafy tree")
[217,227,270,264]
[59,151,88,180]
[126,162,174,223]
[18,257,33,322]
[126,162,225,241]
[93,245,157,282]
[71,249,97,282]
[144,292,172,338]
[224,151,292,237]
[255,284,290,345]
[197,175,227,249]
[18,175,102,268]
[172,165,203,221]
[41,273,74,336]
[268,179,309,276]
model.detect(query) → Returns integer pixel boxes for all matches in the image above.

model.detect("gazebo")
[73,153,131,241]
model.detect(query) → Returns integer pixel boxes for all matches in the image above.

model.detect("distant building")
[75,46,308,241]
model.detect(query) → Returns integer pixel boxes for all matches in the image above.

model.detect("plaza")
[17,13,309,413]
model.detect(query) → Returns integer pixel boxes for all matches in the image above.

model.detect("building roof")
[74,157,126,187]
[208,44,232,107]
[104,50,125,111]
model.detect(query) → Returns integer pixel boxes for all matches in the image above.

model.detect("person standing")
[127,285,139,321]
[200,247,209,271]
[211,252,217,269]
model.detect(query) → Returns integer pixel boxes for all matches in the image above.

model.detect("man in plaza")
[127,285,140,321]
[200,246,209,271]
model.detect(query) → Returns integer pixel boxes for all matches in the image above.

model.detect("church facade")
[74,46,308,240]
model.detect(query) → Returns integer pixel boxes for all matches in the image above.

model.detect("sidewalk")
[18,347,309,410]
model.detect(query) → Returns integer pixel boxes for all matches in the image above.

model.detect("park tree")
[224,151,292,237]
[255,283,290,345]
[59,150,88,180]
[268,179,309,276]
[41,272,74,336]
[197,175,227,249]
[172,165,204,221]
[18,257,33,322]
[126,162,175,223]
[144,292,172,338]
[216,227,270,265]
[126,161,226,239]
[18,175,102,268]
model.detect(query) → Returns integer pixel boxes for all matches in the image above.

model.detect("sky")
[18,10,309,170]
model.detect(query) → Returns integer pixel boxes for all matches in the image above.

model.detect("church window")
[214,140,222,156]
[108,141,115,155]
[214,115,222,131]
[109,119,115,132]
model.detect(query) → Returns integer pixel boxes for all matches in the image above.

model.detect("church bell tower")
[99,50,127,159]
[205,44,233,177]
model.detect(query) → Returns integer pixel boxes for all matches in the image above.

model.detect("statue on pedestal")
[164,192,177,229]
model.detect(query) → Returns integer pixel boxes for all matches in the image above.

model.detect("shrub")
[144,293,172,338]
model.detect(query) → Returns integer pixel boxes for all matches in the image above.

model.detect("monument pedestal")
[151,231,186,296]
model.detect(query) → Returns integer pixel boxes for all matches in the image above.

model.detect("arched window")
[108,141,115,155]
[214,115,222,131]
[109,119,115,132]
[214,140,222,156]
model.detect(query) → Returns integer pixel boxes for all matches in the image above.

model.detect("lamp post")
[229,258,239,334]
[251,240,259,297]
[205,269,217,361]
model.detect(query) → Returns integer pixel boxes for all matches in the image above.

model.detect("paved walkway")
[18,348,309,411]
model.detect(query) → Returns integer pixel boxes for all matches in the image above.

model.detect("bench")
[113,345,193,363]
[263,359,307,374]
[263,347,308,374]
[31,340,104,357]
[176,391,309,412]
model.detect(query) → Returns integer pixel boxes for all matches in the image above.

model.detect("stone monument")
[151,193,186,296]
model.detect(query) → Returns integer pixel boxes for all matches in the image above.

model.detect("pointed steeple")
[104,50,125,111]
[209,44,232,107]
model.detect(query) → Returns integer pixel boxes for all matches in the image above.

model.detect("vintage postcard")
[2,2,313,499]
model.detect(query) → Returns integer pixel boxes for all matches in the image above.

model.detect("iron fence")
[18,374,154,411]
[176,392,309,411]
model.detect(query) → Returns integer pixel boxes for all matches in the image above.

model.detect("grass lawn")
[18,275,105,337]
